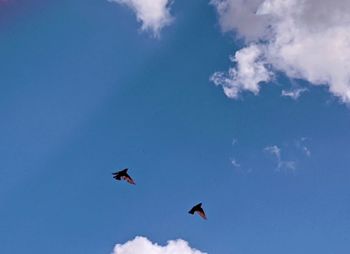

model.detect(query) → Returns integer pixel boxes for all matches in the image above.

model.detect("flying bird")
[112,168,136,185]
[188,203,207,220]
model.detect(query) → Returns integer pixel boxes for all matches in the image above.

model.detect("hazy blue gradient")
[0,1,349,254]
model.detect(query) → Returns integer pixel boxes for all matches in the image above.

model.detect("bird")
[188,203,207,220]
[112,168,136,185]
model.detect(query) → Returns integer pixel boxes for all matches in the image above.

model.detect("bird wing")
[196,209,207,220]
[124,174,136,185]
[113,168,128,175]
[188,207,195,214]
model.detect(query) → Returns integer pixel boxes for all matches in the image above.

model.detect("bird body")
[112,168,136,185]
[189,203,207,220]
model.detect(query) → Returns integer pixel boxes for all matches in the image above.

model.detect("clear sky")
[0,0,350,253]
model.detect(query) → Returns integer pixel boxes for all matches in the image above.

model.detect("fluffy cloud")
[211,0,350,103]
[211,44,272,98]
[211,0,270,40]
[112,236,206,254]
[109,0,173,37]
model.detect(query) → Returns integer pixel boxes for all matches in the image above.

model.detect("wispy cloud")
[109,0,174,37]
[282,88,308,100]
[264,145,296,172]
[232,138,238,146]
[277,160,297,171]
[296,137,311,157]
[112,236,206,254]
[302,146,311,157]
[231,158,240,168]
[229,139,253,173]
[264,145,281,160]
[211,0,350,103]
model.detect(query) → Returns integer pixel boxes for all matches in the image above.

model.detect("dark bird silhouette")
[188,203,207,220]
[112,168,136,185]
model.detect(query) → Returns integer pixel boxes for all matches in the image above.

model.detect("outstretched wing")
[196,208,207,220]
[124,174,136,185]
[188,207,196,214]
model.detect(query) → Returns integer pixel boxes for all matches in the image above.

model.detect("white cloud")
[264,145,296,171]
[264,145,281,159]
[109,0,173,37]
[211,0,350,103]
[112,236,206,254]
[281,88,308,100]
[231,158,240,167]
[211,44,272,98]
[211,0,271,40]
[302,146,311,157]
[296,137,311,157]
[232,138,238,145]
[277,160,296,171]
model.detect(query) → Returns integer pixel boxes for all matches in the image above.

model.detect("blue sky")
[0,0,350,253]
